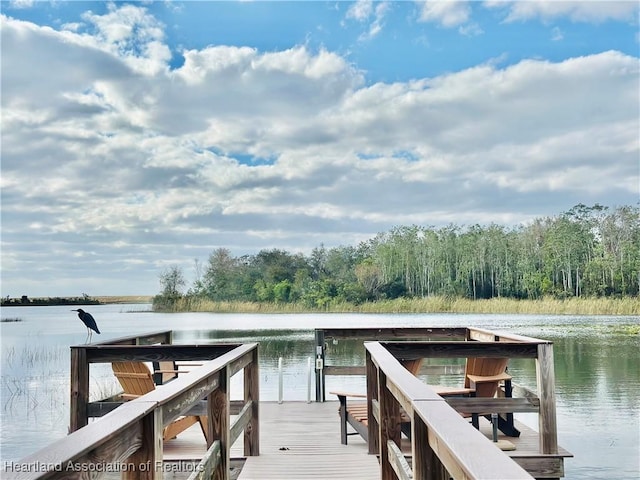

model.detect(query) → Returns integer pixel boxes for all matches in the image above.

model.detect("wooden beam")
[7,401,156,480]
[243,346,260,457]
[379,367,402,480]
[185,441,221,480]
[230,400,253,446]
[210,367,230,480]
[468,327,549,344]
[415,400,534,479]
[324,365,465,376]
[320,327,468,341]
[84,344,240,363]
[536,343,558,454]
[444,397,540,414]
[90,330,173,346]
[366,349,379,456]
[69,347,89,432]
[383,341,539,359]
[123,408,162,480]
[387,440,413,480]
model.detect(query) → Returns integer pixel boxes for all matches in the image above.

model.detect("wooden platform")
[159,401,570,479]
[158,401,378,479]
[238,401,379,479]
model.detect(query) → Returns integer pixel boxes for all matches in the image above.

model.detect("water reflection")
[1,306,638,479]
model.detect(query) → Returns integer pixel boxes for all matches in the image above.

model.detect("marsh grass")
[96,295,152,304]
[166,295,639,316]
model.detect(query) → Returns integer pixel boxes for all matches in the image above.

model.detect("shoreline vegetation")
[1,295,638,316]
[160,295,639,316]
[1,295,153,307]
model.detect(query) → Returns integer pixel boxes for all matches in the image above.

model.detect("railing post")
[536,343,558,454]
[307,357,313,403]
[244,346,260,456]
[123,408,163,480]
[314,329,325,402]
[69,346,89,432]
[209,365,230,480]
[366,349,379,455]
[278,357,283,404]
[412,413,428,480]
[378,368,402,480]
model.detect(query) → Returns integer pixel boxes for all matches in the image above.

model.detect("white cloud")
[346,0,374,21]
[345,0,391,40]
[486,0,639,23]
[418,0,471,27]
[9,0,34,9]
[1,6,638,295]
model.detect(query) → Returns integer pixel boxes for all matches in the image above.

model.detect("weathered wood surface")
[88,330,173,347]
[79,344,240,364]
[324,364,465,376]
[468,327,549,344]
[367,341,536,480]
[9,342,260,480]
[387,440,412,480]
[242,347,260,457]
[5,401,155,480]
[320,327,468,341]
[382,341,539,359]
[236,402,380,479]
[414,400,534,479]
[161,400,571,479]
[536,343,558,454]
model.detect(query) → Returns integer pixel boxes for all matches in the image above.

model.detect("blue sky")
[1,1,639,296]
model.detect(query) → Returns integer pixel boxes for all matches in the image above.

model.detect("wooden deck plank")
[159,401,570,479]
[238,401,380,479]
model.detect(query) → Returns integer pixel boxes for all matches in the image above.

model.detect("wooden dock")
[6,328,572,480]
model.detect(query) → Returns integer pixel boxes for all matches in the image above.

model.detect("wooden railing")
[6,335,260,480]
[315,328,468,401]
[365,341,534,480]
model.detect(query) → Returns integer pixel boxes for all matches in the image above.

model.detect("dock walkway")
[163,401,378,479]
[163,400,570,480]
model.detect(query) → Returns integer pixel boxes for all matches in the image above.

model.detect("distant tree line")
[1,294,100,307]
[154,204,640,310]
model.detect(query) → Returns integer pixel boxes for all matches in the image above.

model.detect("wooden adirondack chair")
[332,356,518,445]
[111,361,209,442]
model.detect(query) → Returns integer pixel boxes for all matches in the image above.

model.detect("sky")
[1,1,639,297]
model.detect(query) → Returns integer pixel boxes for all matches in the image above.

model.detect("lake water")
[1,305,638,479]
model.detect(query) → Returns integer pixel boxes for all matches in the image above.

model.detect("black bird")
[72,308,100,343]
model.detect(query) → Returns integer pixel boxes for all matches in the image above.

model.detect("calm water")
[1,305,638,479]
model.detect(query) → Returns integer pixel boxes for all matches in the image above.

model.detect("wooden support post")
[244,347,260,456]
[536,343,558,454]
[378,369,402,480]
[412,411,450,480]
[123,408,163,480]
[314,329,325,402]
[209,366,230,480]
[69,347,89,432]
[366,349,379,455]
[412,413,430,480]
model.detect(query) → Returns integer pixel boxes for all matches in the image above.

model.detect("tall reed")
[163,296,639,316]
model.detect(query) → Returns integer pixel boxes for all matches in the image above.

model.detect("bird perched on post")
[72,308,100,343]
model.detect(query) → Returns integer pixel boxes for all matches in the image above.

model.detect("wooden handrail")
[7,342,260,480]
[85,330,174,346]
[365,341,534,480]
[70,343,242,431]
